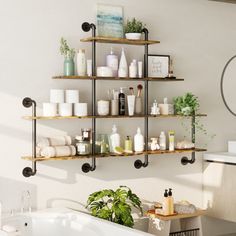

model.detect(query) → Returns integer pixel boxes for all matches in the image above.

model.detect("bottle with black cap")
[162,189,169,216]
[168,188,174,215]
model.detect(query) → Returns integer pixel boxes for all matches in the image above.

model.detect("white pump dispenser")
[134,127,144,152]
[109,125,120,153]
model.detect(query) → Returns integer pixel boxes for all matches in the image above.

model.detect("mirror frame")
[220,55,236,117]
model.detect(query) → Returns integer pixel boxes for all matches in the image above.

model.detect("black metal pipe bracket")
[81,22,97,173]
[134,28,149,169]
[134,155,149,169]
[22,97,37,177]
[181,152,196,165]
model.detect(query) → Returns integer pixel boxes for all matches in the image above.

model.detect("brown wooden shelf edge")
[146,209,206,221]
[52,75,184,81]
[22,114,207,120]
[80,36,160,45]
[22,148,207,162]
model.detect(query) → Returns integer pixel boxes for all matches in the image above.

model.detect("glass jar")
[75,136,91,155]
[95,134,109,154]
[81,128,91,141]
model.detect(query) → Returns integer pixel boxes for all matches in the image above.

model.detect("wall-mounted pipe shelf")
[52,75,184,81]
[80,36,160,45]
[23,114,207,120]
[22,148,206,162]
[22,21,207,177]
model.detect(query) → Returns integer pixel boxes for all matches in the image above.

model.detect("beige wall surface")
[0,0,236,235]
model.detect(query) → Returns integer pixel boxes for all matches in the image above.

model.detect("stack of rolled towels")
[37,135,76,158]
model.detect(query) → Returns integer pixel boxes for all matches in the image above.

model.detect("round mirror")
[221,55,236,116]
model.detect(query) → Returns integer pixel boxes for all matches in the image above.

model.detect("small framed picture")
[96,4,124,38]
[148,55,170,78]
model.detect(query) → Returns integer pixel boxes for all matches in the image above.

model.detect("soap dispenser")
[168,188,174,215]
[134,127,144,152]
[162,189,169,216]
[106,47,118,77]
[118,48,128,78]
[119,87,126,115]
[109,125,121,153]
[159,131,166,150]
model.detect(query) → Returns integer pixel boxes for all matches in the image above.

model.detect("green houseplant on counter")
[60,37,76,76]
[86,186,142,228]
[124,18,145,40]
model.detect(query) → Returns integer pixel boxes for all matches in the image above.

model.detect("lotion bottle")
[118,48,128,77]
[109,125,120,153]
[162,189,169,216]
[159,131,166,150]
[106,47,118,77]
[168,131,175,151]
[134,127,144,152]
[168,188,174,215]
[77,49,86,76]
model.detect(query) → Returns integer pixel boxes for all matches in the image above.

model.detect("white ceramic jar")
[43,103,57,117]
[65,90,79,103]
[58,103,73,116]
[97,100,110,116]
[77,49,86,76]
[74,103,88,117]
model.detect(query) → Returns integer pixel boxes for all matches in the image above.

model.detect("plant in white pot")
[124,18,145,40]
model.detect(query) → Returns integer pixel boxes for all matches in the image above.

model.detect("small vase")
[135,97,142,114]
[64,58,75,76]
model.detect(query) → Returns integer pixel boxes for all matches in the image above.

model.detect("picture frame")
[148,55,170,78]
[96,4,124,38]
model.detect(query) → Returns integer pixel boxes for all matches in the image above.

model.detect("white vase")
[118,48,128,78]
[125,33,142,40]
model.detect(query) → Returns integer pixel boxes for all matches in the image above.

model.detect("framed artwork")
[148,55,170,78]
[96,4,124,38]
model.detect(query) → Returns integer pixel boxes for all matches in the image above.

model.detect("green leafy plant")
[124,18,145,33]
[60,37,75,59]
[173,93,215,143]
[173,92,199,116]
[86,186,142,228]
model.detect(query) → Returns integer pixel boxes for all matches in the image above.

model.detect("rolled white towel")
[40,145,76,158]
[37,136,72,149]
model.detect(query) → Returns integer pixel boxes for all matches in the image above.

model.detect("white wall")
[1,0,236,235]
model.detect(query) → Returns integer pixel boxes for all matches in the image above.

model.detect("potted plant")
[60,37,76,76]
[173,92,199,116]
[124,18,145,40]
[86,186,142,228]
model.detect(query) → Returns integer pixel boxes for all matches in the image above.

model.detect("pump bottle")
[119,87,125,115]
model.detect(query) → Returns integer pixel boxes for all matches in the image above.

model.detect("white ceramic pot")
[74,103,88,117]
[58,103,73,116]
[125,33,142,40]
[97,100,110,116]
[43,103,57,117]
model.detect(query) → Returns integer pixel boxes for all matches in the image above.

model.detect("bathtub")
[0,208,154,236]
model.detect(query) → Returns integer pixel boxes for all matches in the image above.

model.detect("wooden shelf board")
[52,76,184,81]
[80,36,160,45]
[22,148,207,162]
[146,209,206,221]
[23,114,207,120]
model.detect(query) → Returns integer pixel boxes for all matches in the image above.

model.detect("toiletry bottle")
[138,61,143,78]
[168,188,174,215]
[119,87,125,115]
[162,189,169,216]
[118,48,128,77]
[109,125,121,153]
[106,47,118,77]
[129,62,137,78]
[168,131,175,151]
[77,49,86,76]
[134,127,144,152]
[111,89,119,116]
[159,131,166,150]
[124,136,133,153]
